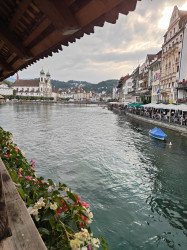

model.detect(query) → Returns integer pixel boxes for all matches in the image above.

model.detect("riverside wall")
[126,112,187,133]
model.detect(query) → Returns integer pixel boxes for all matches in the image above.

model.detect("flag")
[156,87,160,94]
[115,89,119,94]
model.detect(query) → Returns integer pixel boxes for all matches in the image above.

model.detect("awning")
[142,103,187,111]
[127,103,143,107]
[0,95,5,99]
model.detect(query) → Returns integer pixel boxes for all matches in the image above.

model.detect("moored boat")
[149,127,167,140]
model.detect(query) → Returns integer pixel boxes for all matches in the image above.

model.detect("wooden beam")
[24,18,51,47]
[9,0,31,30]
[34,0,79,35]
[0,57,14,73]
[0,41,4,50]
[0,21,33,60]
[75,0,133,26]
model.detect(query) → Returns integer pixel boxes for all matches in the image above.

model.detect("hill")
[51,79,118,94]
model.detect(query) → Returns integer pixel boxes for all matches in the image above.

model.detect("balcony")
[177,83,187,89]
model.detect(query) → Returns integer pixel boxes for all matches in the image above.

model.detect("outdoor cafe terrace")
[127,103,187,126]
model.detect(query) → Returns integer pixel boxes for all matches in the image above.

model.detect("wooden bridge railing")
[0,158,46,250]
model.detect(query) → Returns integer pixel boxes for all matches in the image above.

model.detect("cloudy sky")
[17,0,187,84]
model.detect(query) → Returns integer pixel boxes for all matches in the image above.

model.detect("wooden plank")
[0,158,47,250]
[0,41,4,50]
[0,22,32,60]
[0,169,12,241]
[9,0,31,30]
[75,0,132,26]
[34,0,79,34]
[24,18,51,47]
[0,58,14,73]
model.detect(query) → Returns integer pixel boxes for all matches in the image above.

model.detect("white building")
[0,82,13,95]
[12,69,52,97]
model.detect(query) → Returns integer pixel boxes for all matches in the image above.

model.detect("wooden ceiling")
[0,0,140,81]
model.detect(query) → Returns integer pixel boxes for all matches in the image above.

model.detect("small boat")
[149,127,167,140]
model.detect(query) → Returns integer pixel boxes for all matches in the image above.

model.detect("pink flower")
[25,176,31,180]
[82,202,90,208]
[88,246,91,250]
[18,172,22,177]
[15,147,19,153]
[30,159,36,164]
[41,180,45,184]
[75,195,81,202]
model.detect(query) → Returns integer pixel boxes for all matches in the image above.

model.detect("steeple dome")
[46,71,51,77]
[40,68,45,75]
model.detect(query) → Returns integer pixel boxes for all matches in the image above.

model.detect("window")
[174,28,175,34]
[170,31,172,38]
[177,66,179,72]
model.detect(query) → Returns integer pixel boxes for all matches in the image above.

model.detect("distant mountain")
[67,80,92,85]
[81,79,118,94]
[51,79,118,94]
[7,77,16,83]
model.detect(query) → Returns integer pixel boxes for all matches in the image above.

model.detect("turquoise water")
[0,103,187,250]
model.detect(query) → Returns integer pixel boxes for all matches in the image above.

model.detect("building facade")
[0,82,13,95]
[12,69,52,97]
[160,6,187,103]
[149,51,162,103]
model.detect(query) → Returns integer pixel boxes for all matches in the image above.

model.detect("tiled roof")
[12,80,40,87]
[52,88,60,93]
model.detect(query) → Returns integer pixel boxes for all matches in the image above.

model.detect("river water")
[0,103,187,250]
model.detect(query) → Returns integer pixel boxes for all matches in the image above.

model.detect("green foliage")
[50,79,117,95]
[0,126,107,250]
[140,96,151,104]
[2,79,12,87]
[2,95,54,101]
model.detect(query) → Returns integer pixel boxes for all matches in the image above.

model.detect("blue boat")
[149,127,167,140]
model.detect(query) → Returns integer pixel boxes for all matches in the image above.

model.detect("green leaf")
[10,170,18,182]
[67,191,77,203]
[38,227,50,235]
[47,179,54,186]
[17,187,26,200]
[54,197,62,206]
[41,208,55,221]
[60,214,79,233]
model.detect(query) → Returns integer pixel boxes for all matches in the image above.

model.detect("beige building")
[160,6,187,103]
[150,51,162,103]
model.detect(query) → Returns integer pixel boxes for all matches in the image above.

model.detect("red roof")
[12,79,40,87]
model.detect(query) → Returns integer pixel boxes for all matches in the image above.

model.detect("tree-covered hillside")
[51,79,118,94]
